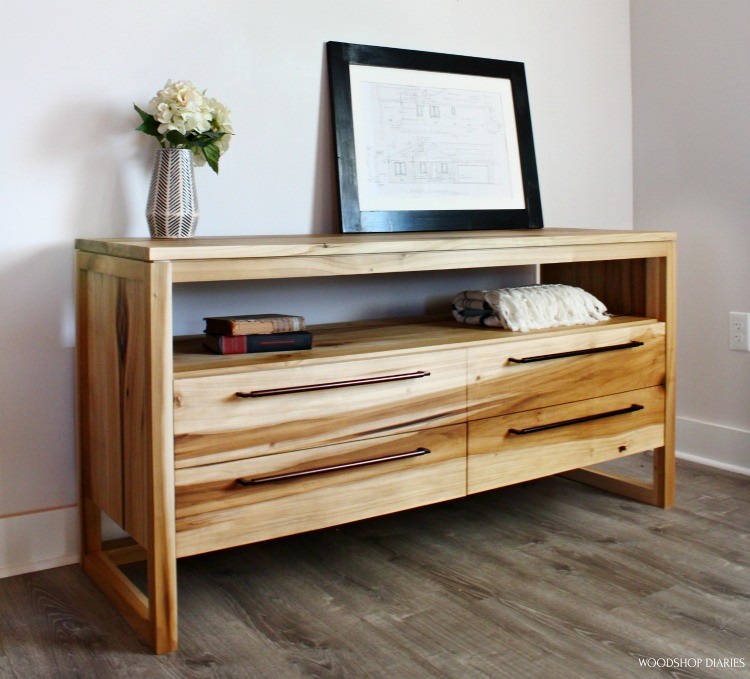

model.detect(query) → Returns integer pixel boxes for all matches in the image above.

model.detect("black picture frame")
[327,41,543,233]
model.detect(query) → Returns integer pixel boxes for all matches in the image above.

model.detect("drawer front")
[174,350,466,467]
[468,386,665,494]
[175,424,467,557]
[468,323,665,420]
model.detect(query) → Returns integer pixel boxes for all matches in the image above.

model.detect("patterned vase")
[146,148,199,238]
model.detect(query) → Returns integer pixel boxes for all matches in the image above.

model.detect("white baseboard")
[0,505,80,579]
[676,416,750,477]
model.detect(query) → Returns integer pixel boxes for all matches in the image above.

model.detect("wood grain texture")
[173,350,467,467]
[542,250,677,510]
[645,256,667,321]
[75,255,101,559]
[75,228,677,262]
[103,539,147,566]
[73,230,677,654]
[468,387,665,494]
[119,273,150,548]
[468,322,665,420]
[83,269,124,524]
[654,244,677,508]
[175,424,466,519]
[1,459,745,677]
[76,254,178,653]
[173,314,656,377]
[560,468,656,505]
[77,255,154,547]
[81,552,150,644]
[541,258,648,317]
[76,251,161,281]
[168,242,672,283]
[145,261,178,654]
[175,424,467,558]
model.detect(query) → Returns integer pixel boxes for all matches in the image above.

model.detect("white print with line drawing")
[349,65,525,212]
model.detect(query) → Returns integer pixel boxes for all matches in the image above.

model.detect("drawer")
[173,350,466,467]
[468,322,665,419]
[174,424,467,557]
[468,386,664,494]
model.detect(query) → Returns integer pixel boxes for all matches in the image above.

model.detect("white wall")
[0,0,633,575]
[631,0,750,473]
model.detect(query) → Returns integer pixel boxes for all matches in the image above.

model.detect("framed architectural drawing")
[327,42,543,233]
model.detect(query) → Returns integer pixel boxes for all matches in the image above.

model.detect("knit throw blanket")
[452,284,609,332]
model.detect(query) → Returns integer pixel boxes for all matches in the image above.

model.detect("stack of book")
[203,314,312,355]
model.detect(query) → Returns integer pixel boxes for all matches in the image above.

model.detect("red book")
[203,331,312,355]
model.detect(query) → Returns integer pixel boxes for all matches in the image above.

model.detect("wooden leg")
[560,448,674,507]
[103,538,147,566]
[81,498,102,558]
[147,498,178,654]
[146,261,178,654]
[79,499,150,648]
[79,500,177,652]
[82,548,151,645]
[652,445,675,508]
[77,261,152,640]
[147,545,178,654]
[560,467,656,504]
[77,255,177,653]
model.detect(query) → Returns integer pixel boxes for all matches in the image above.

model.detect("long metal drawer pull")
[236,447,431,486]
[508,404,644,436]
[235,370,431,398]
[507,340,644,364]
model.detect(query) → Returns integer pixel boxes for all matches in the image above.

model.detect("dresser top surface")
[76,228,676,262]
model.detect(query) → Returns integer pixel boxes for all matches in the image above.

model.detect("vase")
[146,148,199,238]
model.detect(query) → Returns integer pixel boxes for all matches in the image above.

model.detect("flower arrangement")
[134,80,233,173]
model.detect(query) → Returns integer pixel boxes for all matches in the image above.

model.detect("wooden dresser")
[75,229,676,653]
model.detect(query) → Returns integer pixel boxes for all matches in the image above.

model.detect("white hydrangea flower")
[208,98,232,130]
[147,80,213,136]
[206,97,233,154]
[137,80,233,171]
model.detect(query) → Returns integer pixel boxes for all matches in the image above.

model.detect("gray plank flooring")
[1,457,748,679]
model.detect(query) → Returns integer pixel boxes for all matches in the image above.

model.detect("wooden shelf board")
[76,229,676,263]
[173,314,658,378]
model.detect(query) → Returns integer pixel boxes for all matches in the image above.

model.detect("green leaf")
[134,105,161,137]
[133,103,151,122]
[190,131,225,148]
[203,143,220,174]
[135,119,161,137]
[166,129,188,147]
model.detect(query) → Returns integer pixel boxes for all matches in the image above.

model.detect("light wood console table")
[75,228,676,653]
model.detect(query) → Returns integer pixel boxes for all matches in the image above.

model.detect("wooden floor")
[1,457,748,679]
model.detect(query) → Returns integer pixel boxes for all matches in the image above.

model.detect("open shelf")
[173,314,659,378]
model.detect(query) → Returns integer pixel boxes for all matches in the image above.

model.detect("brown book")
[203,314,305,336]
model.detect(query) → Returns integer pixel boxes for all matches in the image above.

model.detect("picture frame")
[327,41,543,233]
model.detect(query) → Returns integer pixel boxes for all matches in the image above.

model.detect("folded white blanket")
[452,284,609,332]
